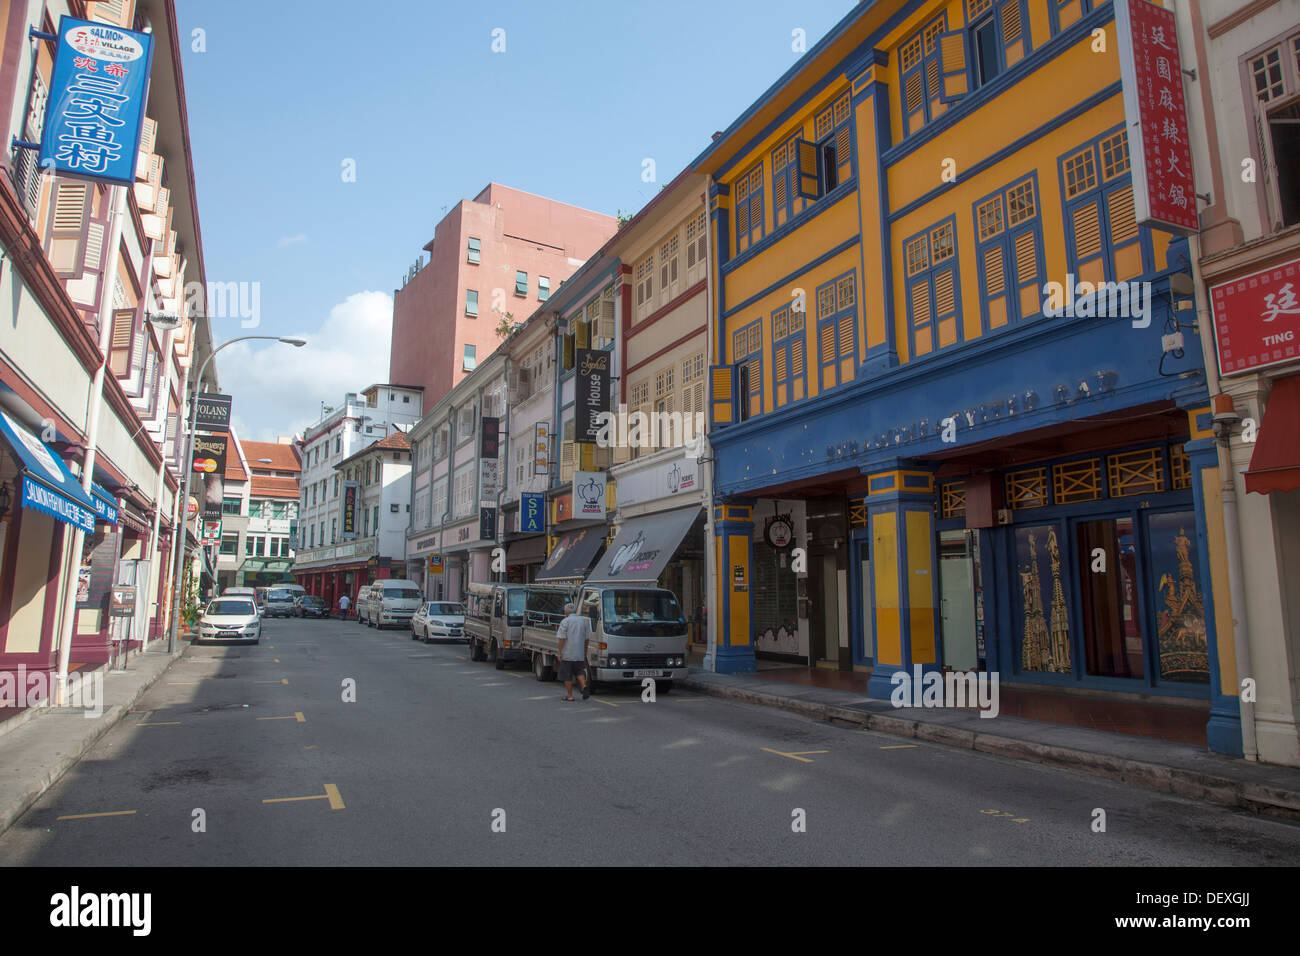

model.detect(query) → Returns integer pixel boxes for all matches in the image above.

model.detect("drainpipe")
[1188,234,1256,761]
[702,182,718,671]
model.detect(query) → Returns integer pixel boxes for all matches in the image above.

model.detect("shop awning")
[1245,375,1300,495]
[587,505,701,585]
[89,482,119,525]
[0,409,97,532]
[506,535,548,565]
[535,526,606,581]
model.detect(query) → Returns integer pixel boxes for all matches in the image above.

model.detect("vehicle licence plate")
[633,669,664,678]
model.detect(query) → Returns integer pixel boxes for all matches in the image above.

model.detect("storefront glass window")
[1146,511,1210,684]
[1077,517,1144,680]
[1014,523,1072,673]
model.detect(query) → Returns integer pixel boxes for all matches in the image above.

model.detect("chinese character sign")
[40,17,154,185]
[1115,0,1198,234]
[341,481,359,539]
[1210,257,1300,376]
[534,423,549,475]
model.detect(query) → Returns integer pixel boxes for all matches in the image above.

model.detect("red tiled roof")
[242,440,302,472]
[225,456,248,481]
[250,476,300,499]
[373,431,411,451]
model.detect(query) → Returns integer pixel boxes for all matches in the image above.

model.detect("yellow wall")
[7,512,53,654]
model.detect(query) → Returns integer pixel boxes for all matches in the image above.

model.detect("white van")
[361,579,424,630]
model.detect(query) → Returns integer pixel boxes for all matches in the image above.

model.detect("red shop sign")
[1210,257,1300,376]
[1115,0,1198,235]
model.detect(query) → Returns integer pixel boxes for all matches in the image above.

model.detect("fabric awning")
[1245,375,1300,495]
[506,535,547,565]
[89,482,120,525]
[535,526,606,581]
[587,505,700,584]
[0,409,97,532]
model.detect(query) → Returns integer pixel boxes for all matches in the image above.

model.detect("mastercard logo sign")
[192,458,218,473]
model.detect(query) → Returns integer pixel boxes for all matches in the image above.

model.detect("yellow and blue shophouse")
[697,0,1241,754]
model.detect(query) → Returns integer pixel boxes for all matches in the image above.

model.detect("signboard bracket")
[28,27,56,41]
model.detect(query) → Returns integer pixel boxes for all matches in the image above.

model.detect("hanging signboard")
[1210,257,1300,376]
[520,491,545,534]
[39,17,155,185]
[1114,0,1198,235]
[192,434,228,521]
[574,349,610,444]
[534,423,549,475]
[341,481,359,539]
[195,393,233,432]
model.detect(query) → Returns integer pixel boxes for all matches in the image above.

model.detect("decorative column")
[709,499,756,674]
[1183,405,1241,756]
[863,462,940,700]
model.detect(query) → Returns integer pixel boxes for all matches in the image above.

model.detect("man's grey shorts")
[558,659,586,681]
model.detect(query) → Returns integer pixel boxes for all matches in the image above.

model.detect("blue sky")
[175,0,855,441]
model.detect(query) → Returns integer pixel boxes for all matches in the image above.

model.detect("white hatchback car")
[410,601,467,643]
[198,596,261,644]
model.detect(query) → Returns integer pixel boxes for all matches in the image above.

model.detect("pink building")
[390,184,616,401]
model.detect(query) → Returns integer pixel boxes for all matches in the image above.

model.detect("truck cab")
[520,584,688,690]
[465,583,535,670]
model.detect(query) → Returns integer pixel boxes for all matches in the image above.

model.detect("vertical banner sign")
[195,394,233,432]
[534,423,549,475]
[574,349,610,444]
[1114,0,1198,235]
[40,17,155,185]
[192,434,228,521]
[479,507,497,542]
[200,519,221,544]
[479,415,500,503]
[341,481,358,539]
[521,492,545,534]
[427,553,443,575]
[1210,257,1300,376]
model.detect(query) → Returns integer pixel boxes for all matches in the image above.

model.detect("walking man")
[338,592,350,620]
[556,602,591,701]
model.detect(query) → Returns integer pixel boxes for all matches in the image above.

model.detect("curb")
[680,676,1300,819]
[0,645,186,838]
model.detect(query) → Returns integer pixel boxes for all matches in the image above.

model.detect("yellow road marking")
[253,679,288,684]
[56,810,137,821]
[880,744,918,750]
[167,681,199,686]
[508,672,525,679]
[591,697,619,708]
[256,712,306,722]
[263,783,344,810]
[761,747,828,763]
[272,658,280,663]
[135,721,181,726]
[304,745,318,750]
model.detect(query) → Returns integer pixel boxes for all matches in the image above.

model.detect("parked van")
[360,579,423,629]
[465,582,559,670]
[521,584,688,690]
[354,585,377,625]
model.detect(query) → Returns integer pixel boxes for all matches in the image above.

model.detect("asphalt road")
[2,615,1297,866]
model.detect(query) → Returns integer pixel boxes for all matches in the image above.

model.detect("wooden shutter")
[48,182,90,276]
[710,365,735,427]
[599,296,615,341]
[1072,201,1103,269]
[88,0,133,26]
[108,309,135,376]
[1001,0,1025,67]
[560,441,576,484]
[934,270,956,318]
[938,31,970,102]
[797,140,820,199]
[838,314,854,356]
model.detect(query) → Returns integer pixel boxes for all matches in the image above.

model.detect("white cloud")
[276,233,308,247]
[220,290,392,443]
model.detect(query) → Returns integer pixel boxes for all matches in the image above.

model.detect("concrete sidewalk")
[0,639,184,837]
[681,668,1300,818]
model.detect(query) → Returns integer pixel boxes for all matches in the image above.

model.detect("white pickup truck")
[520,583,689,691]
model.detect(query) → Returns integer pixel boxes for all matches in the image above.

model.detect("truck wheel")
[533,653,554,682]
[492,641,505,670]
[470,639,485,662]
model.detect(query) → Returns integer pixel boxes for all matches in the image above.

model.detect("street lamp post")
[167,335,306,653]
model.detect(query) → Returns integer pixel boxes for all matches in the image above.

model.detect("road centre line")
[256,712,306,722]
[760,747,828,763]
[56,809,137,821]
[263,783,344,810]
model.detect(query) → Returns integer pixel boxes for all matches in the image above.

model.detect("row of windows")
[219,535,291,557]
[222,499,298,519]
[464,274,551,316]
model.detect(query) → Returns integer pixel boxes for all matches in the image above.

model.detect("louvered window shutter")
[1000,0,1025,68]
[109,309,135,376]
[937,31,970,102]
[797,140,820,199]
[48,182,90,276]
[710,365,735,427]
[560,441,576,484]
[89,0,133,26]
[599,296,615,341]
